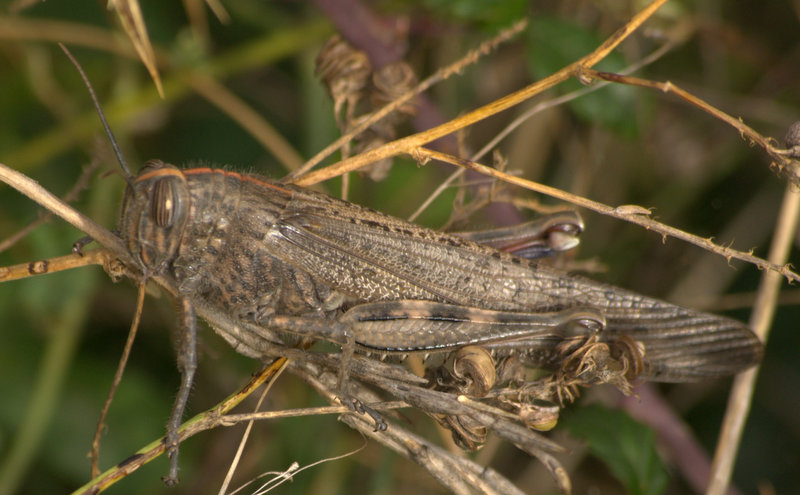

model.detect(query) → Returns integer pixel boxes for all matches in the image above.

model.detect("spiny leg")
[163,297,197,486]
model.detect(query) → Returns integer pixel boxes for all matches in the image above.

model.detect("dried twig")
[706,185,800,495]
[294,0,670,186]
[413,147,800,283]
[582,69,800,186]
[289,18,529,179]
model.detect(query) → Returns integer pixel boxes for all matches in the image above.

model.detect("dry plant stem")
[217,402,408,425]
[0,158,100,253]
[415,148,800,283]
[583,69,800,182]
[294,0,669,186]
[289,18,529,179]
[408,40,676,222]
[706,185,800,495]
[90,283,146,478]
[0,249,113,282]
[290,361,528,495]
[0,162,132,265]
[217,359,290,495]
[72,359,288,495]
[109,0,164,97]
[0,17,135,57]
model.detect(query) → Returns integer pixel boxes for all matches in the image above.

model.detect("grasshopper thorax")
[119,159,191,276]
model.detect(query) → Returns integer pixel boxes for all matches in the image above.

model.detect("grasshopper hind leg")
[337,327,388,431]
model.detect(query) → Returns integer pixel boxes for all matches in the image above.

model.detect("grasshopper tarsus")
[161,473,179,487]
[343,396,388,432]
[72,235,94,256]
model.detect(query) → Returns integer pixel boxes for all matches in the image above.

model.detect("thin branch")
[582,69,800,186]
[408,39,677,222]
[217,402,408,426]
[72,359,288,495]
[293,0,670,186]
[412,148,800,284]
[91,283,147,478]
[0,162,131,265]
[288,18,528,179]
[706,185,800,495]
[0,249,114,282]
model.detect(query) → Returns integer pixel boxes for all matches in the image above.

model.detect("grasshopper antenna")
[59,43,134,184]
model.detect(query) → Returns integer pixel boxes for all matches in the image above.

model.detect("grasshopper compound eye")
[120,161,191,274]
[151,175,180,227]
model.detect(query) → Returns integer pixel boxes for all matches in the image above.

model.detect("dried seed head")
[435,413,488,450]
[315,36,372,121]
[784,121,800,149]
[610,335,649,381]
[370,61,418,117]
[452,345,497,397]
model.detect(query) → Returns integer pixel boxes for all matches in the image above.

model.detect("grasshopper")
[1,100,764,486]
[1,37,767,491]
[116,157,762,484]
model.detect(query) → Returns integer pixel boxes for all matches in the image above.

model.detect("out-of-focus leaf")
[526,16,639,136]
[563,404,668,495]
[424,0,529,30]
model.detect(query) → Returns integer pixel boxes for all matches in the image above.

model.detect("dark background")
[0,1,798,494]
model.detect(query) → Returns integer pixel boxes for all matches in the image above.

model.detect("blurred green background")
[0,1,798,494]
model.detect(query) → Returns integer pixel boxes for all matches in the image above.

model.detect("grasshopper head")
[119,159,191,276]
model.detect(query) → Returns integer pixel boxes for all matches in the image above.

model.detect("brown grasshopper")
[0,35,768,493]
[115,156,761,484]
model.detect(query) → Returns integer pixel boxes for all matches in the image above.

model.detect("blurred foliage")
[563,405,668,495]
[526,16,640,136]
[0,1,799,494]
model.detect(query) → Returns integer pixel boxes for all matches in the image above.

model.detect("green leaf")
[563,404,668,495]
[424,0,529,30]
[526,16,640,136]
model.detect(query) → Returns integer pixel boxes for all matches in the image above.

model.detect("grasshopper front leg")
[163,297,197,486]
